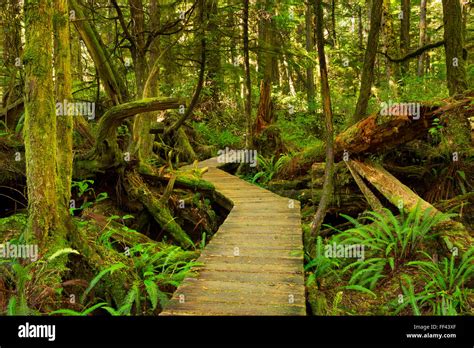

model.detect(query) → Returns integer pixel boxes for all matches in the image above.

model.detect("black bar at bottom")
[0,316,472,346]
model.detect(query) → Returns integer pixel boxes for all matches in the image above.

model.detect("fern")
[332,202,453,289]
[81,263,126,303]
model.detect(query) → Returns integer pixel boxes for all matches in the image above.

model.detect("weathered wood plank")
[161,157,306,316]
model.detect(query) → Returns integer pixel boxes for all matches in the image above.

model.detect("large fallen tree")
[281,92,474,177]
[349,159,473,255]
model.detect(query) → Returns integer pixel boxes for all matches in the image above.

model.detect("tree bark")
[336,94,473,159]
[87,98,184,168]
[255,0,275,136]
[305,1,316,113]
[353,0,383,122]
[400,0,411,76]
[417,0,428,77]
[442,0,468,96]
[310,0,335,237]
[243,0,253,147]
[24,0,60,242]
[442,0,470,149]
[350,160,473,254]
[54,0,74,230]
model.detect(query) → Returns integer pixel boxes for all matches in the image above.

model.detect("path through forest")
[160,158,306,315]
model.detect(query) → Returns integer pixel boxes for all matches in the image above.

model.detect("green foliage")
[50,302,109,316]
[1,248,79,315]
[251,154,291,185]
[193,121,241,149]
[396,250,474,315]
[70,180,109,215]
[81,263,126,303]
[332,203,454,289]
[304,236,340,287]
[80,242,199,315]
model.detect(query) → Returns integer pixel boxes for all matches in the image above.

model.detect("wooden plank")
[193,269,305,285]
[201,245,303,259]
[161,157,305,316]
[161,300,305,316]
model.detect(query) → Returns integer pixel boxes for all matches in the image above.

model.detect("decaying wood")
[335,93,474,160]
[350,160,473,254]
[345,160,384,213]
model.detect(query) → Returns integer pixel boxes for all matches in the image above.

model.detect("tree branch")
[378,40,445,63]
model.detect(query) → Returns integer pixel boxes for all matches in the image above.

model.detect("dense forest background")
[0,0,473,316]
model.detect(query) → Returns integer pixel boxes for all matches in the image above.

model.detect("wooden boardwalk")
[160,157,306,316]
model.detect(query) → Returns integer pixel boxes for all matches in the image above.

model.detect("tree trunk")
[205,0,221,108]
[243,0,253,147]
[350,160,473,255]
[54,0,74,230]
[255,0,275,136]
[129,0,154,163]
[381,0,399,94]
[353,0,383,122]
[24,0,59,242]
[305,1,316,113]
[336,94,473,159]
[442,0,468,96]
[417,0,427,77]
[70,0,127,104]
[310,0,335,237]
[442,0,470,149]
[400,0,411,76]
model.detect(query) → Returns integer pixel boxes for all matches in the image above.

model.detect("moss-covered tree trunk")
[205,0,221,108]
[129,0,155,164]
[23,0,59,242]
[442,0,470,149]
[54,0,73,231]
[442,0,468,96]
[353,0,383,122]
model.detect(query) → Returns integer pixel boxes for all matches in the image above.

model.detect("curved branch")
[378,40,445,63]
[165,39,206,136]
[86,98,185,167]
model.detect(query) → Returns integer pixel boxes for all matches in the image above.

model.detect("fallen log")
[335,93,474,160]
[350,160,473,255]
[345,160,384,213]
[282,93,474,177]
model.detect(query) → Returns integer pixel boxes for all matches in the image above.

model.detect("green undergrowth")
[0,209,200,316]
[304,204,474,316]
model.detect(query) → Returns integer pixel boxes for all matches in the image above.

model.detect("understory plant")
[331,203,454,290]
[76,242,199,316]
[251,154,291,185]
[395,249,474,315]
